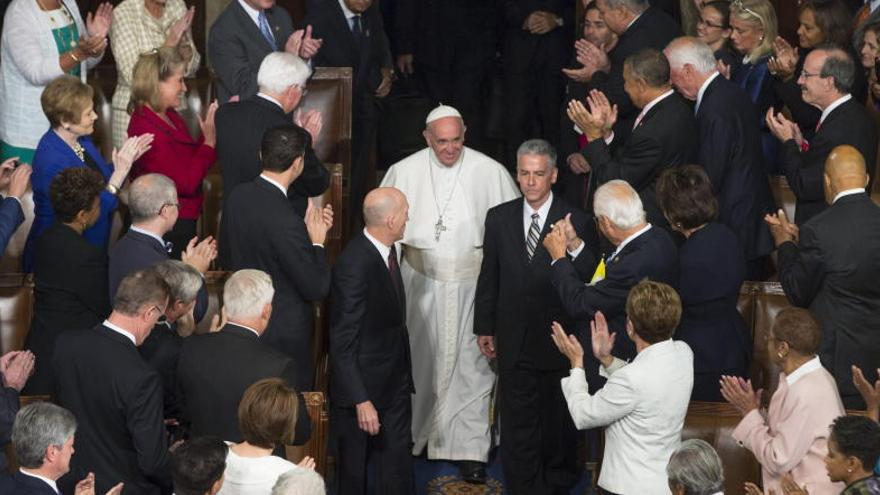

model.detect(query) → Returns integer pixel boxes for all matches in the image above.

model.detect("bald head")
[363,187,409,244]
[824,145,870,204]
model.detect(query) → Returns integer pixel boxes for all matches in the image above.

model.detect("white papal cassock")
[380,146,519,461]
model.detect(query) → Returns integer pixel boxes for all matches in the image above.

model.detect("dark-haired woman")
[698,1,739,72]
[825,415,880,493]
[657,165,750,402]
[23,167,110,395]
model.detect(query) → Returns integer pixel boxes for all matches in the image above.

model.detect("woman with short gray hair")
[667,439,725,495]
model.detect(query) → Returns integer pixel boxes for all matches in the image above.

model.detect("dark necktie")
[352,14,363,39]
[388,244,405,303]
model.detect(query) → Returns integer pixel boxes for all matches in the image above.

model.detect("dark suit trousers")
[504,58,565,171]
[499,362,579,495]
[331,388,414,495]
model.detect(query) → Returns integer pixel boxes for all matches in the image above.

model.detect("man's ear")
[261,302,273,321]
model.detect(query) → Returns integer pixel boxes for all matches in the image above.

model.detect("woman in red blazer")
[127,47,217,259]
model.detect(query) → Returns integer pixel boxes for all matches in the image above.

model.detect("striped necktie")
[526,213,540,261]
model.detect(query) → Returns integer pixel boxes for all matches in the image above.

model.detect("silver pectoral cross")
[434,217,447,241]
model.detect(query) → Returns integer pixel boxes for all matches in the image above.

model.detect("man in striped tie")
[475,139,596,493]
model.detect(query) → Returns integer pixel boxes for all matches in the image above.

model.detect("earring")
[848,468,853,473]
[777,352,784,358]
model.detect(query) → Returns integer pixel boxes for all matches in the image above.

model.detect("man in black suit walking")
[330,187,414,494]
[766,46,878,225]
[544,180,678,381]
[665,37,774,279]
[109,174,215,321]
[574,0,680,143]
[221,125,333,391]
[304,0,393,228]
[475,139,595,494]
[215,52,330,235]
[567,48,698,227]
[53,269,173,494]
[768,145,880,409]
[208,0,321,102]
[177,269,311,444]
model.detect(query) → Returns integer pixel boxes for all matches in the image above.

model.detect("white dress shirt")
[526,193,586,260]
[236,0,262,27]
[560,339,694,494]
[19,469,59,493]
[103,319,137,346]
[337,0,358,29]
[819,94,852,127]
[256,93,284,110]
[785,356,823,387]
[259,173,288,196]
[832,187,865,204]
[130,225,166,248]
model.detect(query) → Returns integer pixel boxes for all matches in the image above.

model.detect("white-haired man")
[215,52,330,229]
[176,269,311,446]
[379,105,519,483]
[664,36,773,279]
[544,180,678,385]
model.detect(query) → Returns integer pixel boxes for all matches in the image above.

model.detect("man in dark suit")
[215,52,330,236]
[575,0,680,144]
[304,0,393,228]
[544,180,678,383]
[475,140,595,494]
[208,0,321,102]
[768,145,880,409]
[0,349,34,472]
[53,269,173,494]
[330,187,414,494]
[177,269,311,444]
[567,48,698,227]
[766,46,878,225]
[665,37,774,279]
[220,125,333,390]
[109,174,214,321]
[501,0,574,168]
[1,402,122,495]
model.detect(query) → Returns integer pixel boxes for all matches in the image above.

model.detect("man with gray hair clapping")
[666,439,725,495]
[544,179,678,383]
[177,269,311,447]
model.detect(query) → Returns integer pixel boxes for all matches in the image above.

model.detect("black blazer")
[475,196,596,370]
[0,387,18,472]
[780,98,878,225]
[329,232,412,408]
[502,0,574,74]
[0,471,58,494]
[676,223,750,384]
[583,92,698,226]
[214,95,330,227]
[108,229,208,322]
[139,322,184,420]
[24,223,109,395]
[696,76,774,261]
[304,0,392,97]
[590,7,681,142]
[208,0,295,102]
[551,226,679,361]
[53,325,171,495]
[777,193,880,408]
[220,177,331,390]
[176,324,311,443]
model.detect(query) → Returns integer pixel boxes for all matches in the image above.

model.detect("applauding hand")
[551,321,584,369]
[590,311,615,368]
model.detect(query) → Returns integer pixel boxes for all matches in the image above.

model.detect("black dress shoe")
[459,460,487,484]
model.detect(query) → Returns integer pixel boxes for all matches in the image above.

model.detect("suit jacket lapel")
[331,1,360,62]
[508,200,529,264]
[233,1,276,51]
[359,233,406,315]
[532,197,567,265]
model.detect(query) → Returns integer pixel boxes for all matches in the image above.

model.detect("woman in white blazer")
[552,279,694,495]
[0,0,111,163]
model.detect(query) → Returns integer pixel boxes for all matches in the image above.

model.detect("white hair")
[271,469,326,495]
[223,269,275,320]
[257,52,312,95]
[666,37,718,74]
[593,180,645,230]
[667,439,725,495]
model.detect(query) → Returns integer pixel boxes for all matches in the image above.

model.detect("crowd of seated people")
[1,0,880,493]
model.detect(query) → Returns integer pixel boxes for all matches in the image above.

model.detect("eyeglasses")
[697,18,727,29]
[731,0,765,25]
[799,70,821,79]
[149,305,166,316]
[160,202,179,213]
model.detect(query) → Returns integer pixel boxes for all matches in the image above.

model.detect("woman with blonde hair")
[126,47,216,259]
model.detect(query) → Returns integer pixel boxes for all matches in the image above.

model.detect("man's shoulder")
[210,1,241,32]
[487,197,520,218]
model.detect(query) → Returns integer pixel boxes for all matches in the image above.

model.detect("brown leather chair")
[0,189,35,274]
[769,175,796,222]
[750,282,788,399]
[0,274,32,355]
[285,391,329,477]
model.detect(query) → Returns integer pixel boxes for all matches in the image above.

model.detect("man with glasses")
[766,45,877,224]
[53,268,174,494]
[109,173,216,320]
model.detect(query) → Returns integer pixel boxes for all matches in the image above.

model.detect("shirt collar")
[624,11,643,32]
[103,319,137,346]
[256,93,284,110]
[524,192,554,224]
[337,0,357,20]
[637,89,674,121]
[785,356,823,386]
[237,0,262,25]
[363,228,392,266]
[228,322,261,337]
[695,71,721,114]
[833,187,866,203]
[129,226,166,249]
[259,174,288,196]
[820,94,852,125]
[19,469,59,493]
[611,223,651,258]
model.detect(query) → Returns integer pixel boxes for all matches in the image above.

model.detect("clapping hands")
[0,350,35,391]
[567,89,617,141]
[768,36,798,81]
[852,365,880,422]
[551,321,584,369]
[719,375,762,416]
[304,199,333,246]
[75,472,123,495]
[295,109,323,143]
[765,109,803,147]
[85,3,113,40]
[764,208,798,247]
[165,7,195,48]
[182,236,217,273]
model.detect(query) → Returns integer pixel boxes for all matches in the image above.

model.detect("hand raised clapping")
[85,3,113,40]
[182,236,217,273]
[551,321,584,369]
[305,199,333,246]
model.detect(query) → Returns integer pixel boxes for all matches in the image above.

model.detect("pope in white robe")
[380,105,519,465]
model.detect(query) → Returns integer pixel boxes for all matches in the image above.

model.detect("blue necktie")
[258,11,276,48]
